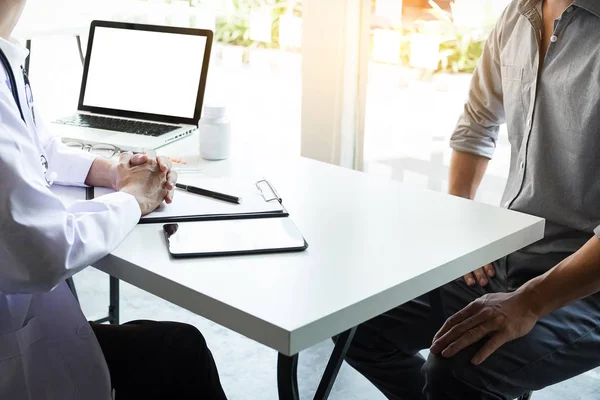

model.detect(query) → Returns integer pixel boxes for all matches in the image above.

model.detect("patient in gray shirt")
[343,1,600,399]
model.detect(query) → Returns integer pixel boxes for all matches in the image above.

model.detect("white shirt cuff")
[51,150,99,187]
[89,191,142,230]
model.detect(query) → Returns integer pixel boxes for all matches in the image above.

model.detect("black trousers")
[344,253,600,399]
[91,320,227,400]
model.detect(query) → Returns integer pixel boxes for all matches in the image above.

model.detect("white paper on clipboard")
[94,177,285,222]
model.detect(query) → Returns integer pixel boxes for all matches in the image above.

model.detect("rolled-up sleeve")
[450,21,505,159]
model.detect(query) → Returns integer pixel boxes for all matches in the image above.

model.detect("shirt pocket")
[500,64,526,122]
[0,317,76,399]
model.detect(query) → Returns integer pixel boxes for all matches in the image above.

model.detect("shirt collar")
[573,0,600,17]
[518,0,600,18]
[0,37,29,70]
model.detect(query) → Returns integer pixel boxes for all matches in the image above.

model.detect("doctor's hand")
[138,151,178,203]
[113,152,178,204]
[114,152,174,215]
[156,154,178,204]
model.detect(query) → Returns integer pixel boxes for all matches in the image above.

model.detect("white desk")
[86,135,544,399]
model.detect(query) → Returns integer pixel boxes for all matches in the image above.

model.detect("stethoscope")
[0,46,54,186]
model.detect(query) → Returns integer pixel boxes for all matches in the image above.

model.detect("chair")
[429,289,534,400]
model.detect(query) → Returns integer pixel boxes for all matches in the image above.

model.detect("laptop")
[52,20,213,152]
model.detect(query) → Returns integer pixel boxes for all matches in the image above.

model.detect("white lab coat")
[0,38,141,399]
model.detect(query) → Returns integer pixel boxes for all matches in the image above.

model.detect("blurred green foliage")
[214,0,301,48]
[206,0,490,73]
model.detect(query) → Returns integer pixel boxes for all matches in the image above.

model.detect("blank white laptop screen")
[83,26,207,119]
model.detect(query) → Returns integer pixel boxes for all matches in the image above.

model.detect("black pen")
[175,183,242,204]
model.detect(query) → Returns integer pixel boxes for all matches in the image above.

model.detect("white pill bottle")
[198,104,231,161]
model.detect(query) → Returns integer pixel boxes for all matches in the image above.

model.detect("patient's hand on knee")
[430,291,538,365]
[463,263,495,287]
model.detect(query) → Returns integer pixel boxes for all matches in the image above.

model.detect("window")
[363,0,511,205]
[22,0,304,159]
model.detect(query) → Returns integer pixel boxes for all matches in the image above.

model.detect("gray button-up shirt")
[450,0,600,271]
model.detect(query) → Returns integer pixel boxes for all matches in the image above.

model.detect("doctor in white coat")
[0,1,227,399]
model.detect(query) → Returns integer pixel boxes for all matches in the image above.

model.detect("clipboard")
[88,178,308,258]
[91,178,289,224]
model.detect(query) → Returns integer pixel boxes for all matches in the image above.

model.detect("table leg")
[65,277,79,302]
[276,326,357,400]
[86,186,121,326]
[88,186,114,326]
[109,276,120,325]
[25,39,31,73]
[314,327,357,400]
[278,353,299,400]
[75,35,85,65]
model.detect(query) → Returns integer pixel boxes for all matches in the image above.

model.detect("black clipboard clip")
[256,179,282,204]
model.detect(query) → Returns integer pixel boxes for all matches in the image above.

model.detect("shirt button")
[526,118,531,127]
[550,35,558,43]
[520,161,525,170]
[77,325,91,339]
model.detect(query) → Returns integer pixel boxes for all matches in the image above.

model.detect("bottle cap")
[203,104,227,118]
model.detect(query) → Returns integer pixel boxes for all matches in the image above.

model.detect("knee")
[422,353,453,395]
[163,323,210,360]
[422,352,483,400]
[172,323,207,348]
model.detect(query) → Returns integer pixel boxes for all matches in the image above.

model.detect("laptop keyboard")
[54,114,180,137]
